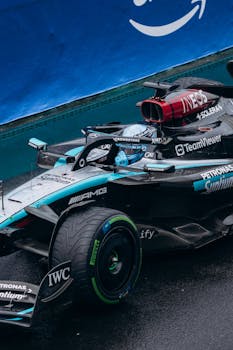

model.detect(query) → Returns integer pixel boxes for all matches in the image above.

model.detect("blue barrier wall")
[0,0,232,124]
[1,50,233,180]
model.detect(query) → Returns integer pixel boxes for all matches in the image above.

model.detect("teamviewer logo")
[175,144,185,156]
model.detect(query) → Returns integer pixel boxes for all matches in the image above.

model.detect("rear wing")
[0,261,72,328]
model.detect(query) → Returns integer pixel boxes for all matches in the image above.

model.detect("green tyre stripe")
[109,215,137,231]
[91,277,120,305]
[89,240,100,266]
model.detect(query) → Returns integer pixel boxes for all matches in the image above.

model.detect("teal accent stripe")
[6,317,22,321]
[30,174,114,208]
[54,158,67,167]
[146,164,171,169]
[6,306,34,322]
[175,161,231,170]
[30,171,145,208]
[29,138,47,148]
[54,146,84,167]
[18,307,34,315]
[0,170,145,230]
[146,160,232,171]
[0,210,27,229]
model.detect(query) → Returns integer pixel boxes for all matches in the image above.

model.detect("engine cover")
[141,89,219,124]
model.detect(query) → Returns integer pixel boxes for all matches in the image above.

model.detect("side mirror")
[28,138,48,150]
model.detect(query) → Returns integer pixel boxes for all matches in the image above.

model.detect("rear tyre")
[50,207,142,305]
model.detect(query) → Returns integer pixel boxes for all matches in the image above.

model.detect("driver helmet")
[115,124,157,166]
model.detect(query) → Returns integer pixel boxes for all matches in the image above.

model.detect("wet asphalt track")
[2,176,233,349]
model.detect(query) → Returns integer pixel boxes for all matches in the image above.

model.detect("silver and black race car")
[1,61,233,327]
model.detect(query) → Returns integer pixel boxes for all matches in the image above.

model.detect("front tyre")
[50,207,142,305]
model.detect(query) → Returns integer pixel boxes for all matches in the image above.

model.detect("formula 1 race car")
[1,61,233,328]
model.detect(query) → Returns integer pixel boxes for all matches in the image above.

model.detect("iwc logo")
[130,0,207,37]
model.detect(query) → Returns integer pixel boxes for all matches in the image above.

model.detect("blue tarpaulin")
[0,0,232,124]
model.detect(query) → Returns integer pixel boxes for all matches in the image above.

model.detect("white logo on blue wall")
[130,0,207,37]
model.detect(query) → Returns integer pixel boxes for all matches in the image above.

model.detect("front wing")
[0,261,72,327]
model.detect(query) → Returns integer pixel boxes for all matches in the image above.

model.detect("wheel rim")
[108,250,123,275]
[96,227,136,293]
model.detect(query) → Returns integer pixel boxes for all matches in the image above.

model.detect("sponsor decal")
[181,90,208,114]
[140,229,156,240]
[197,104,223,120]
[200,165,233,180]
[113,137,140,143]
[175,144,186,157]
[48,266,71,287]
[115,136,167,145]
[117,143,146,151]
[41,174,76,184]
[205,176,233,193]
[68,187,107,205]
[100,144,111,150]
[90,240,100,266]
[0,291,27,301]
[175,135,221,157]
[130,0,207,37]
[0,283,27,291]
[144,152,155,159]
[151,138,168,144]
[194,172,233,193]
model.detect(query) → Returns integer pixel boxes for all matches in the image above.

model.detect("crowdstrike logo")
[130,0,207,37]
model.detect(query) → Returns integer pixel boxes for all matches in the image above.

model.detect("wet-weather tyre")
[50,207,142,305]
